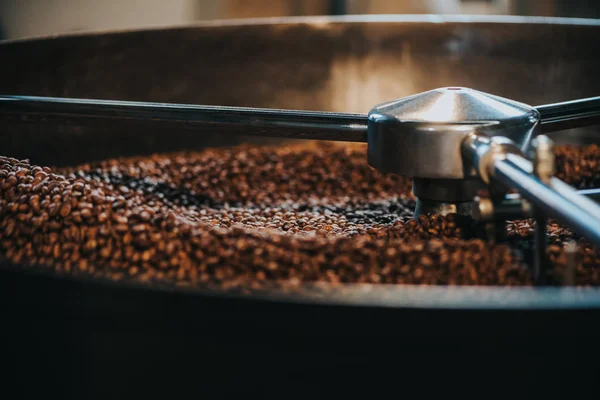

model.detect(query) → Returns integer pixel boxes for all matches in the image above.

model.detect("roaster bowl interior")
[1,15,600,310]
[4,19,600,399]
[1,15,599,167]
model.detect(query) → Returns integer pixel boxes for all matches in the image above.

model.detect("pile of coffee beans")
[555,144,600,189]
[0,141,598,291]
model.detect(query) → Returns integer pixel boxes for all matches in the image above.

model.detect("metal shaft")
[3,93,599,144]
[577,188,600,203]
[0,95,368,143]
[536,96,600,133]
[493,153,600,247]
[533,208,548,283]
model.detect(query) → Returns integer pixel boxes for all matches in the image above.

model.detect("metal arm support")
[0,95,368,143]
[2,91,599,146]
[464,134,600,248]
[536,95,600,133]
[473,188,600,222]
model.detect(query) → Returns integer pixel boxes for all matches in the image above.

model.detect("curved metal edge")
[2,13,600,310]
[4,265,600,310]
[2,14,600,45]
[282,284,600,310]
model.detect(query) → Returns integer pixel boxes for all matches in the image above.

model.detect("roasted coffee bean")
[0,143,598,291]
[555,144,600,189]
[59,203,71,218]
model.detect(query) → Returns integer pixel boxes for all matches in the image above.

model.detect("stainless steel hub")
[366,87,540,216]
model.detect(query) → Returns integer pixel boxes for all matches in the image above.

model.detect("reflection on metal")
[367,87,539,180]
[1,15,600,309]
[537,96,600,133]
[0,95,368,143]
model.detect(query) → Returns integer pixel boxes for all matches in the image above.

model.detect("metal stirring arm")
[2,93,600,142]
[536,96,600,133]
[1,89,599,278]
[464,133,600,247]
[2,91,600,237]
[0,95,368,143]
[495,155,600,245]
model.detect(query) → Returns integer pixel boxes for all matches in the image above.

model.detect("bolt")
[472,196,494,222]
[472,194,532,222]
[532,135,555,184]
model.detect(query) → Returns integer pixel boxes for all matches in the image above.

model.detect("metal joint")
[472,193,533,222]
[462,133,523,184]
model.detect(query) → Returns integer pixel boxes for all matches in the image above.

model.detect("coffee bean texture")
[0,142,598,290]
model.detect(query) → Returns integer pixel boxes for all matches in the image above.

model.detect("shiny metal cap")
[367,87,540,179]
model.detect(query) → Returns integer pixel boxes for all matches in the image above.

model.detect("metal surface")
[537,96,600,133]
[472,193,531,222]
[4,89,597,155]
[491,153,600,247]
[1,15,600,166]
[0,95,368,143]
[366,87,600,213]
[533,209,548,283]
[471,196,494,221]
[3,16,600,399]
[366,87,540,178]
[473,190,600,222]
[3,267,600,400]
[0,16,600,311]
[463,130,600,276]
[364,86,574,221]
[578,188,600,202]
[8,260,600,309]
[412,177,485,202]
[530,136,554,283]
[565,241,577,286]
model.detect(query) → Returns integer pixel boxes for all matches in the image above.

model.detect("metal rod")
[493,153,600,247]
[530,135,551,284]
[506,155,600,212]
[564,240,577,286]
[475,189,600,222]
[536,95,600,133]
[533,208,548,283]
[0,95,368,143]
[493,196,527,220]
[575,188,600,203]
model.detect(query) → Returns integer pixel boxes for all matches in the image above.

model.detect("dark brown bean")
[59,203,71,218]
[0,143,599,292]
